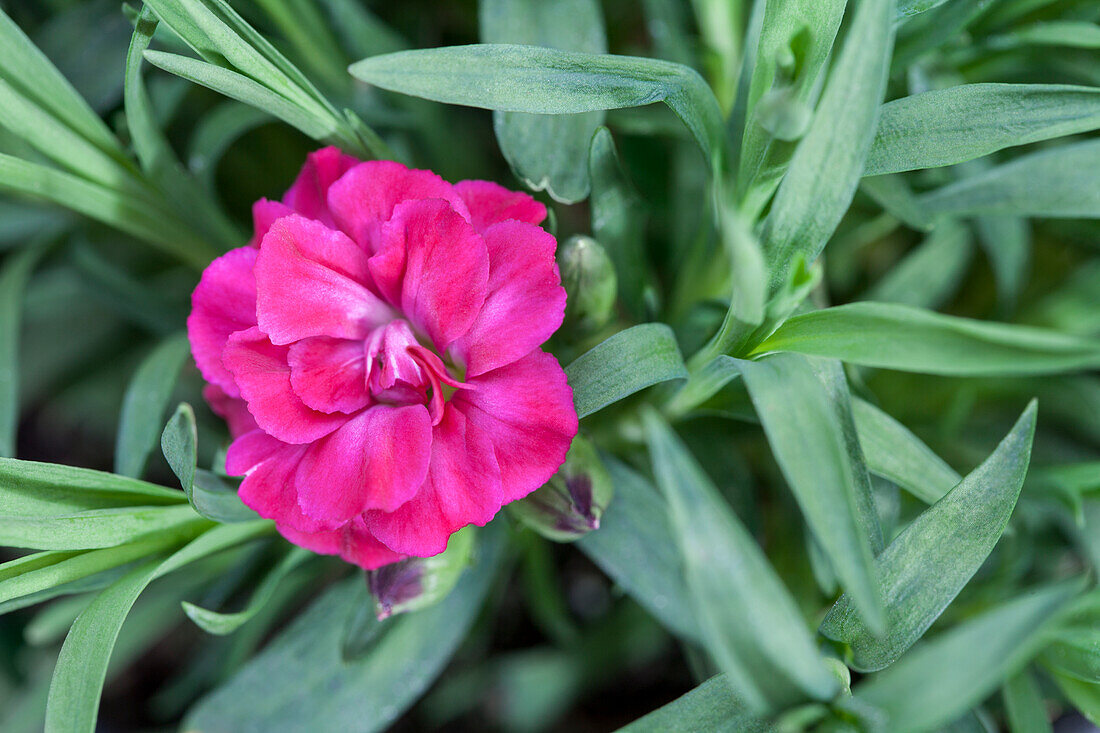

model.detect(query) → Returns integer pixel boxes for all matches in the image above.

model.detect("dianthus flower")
[188,148,577,568]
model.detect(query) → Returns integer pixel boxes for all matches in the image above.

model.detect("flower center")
[363,320,463,424]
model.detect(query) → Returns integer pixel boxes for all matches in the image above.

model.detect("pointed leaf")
[115,334,189,478]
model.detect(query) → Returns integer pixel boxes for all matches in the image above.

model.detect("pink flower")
[188,148,578,568]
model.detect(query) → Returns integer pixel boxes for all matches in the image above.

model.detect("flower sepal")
[366,526,476,620]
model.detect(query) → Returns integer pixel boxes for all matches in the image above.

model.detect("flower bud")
[367,526,475,619]
[509,435,613,542]
[559,235,617,333]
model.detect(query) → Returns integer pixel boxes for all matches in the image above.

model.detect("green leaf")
[114,334,189,478]
[183,547,309,635]
[919,138,1100,219]
[991,21,1100,50]
[863,217,973,310]
[644,410,838,713]
[565,323,687,418]
[162,403,257,522]
[44,520,272,733]
[143,51,336,140]
[854,578,1083,733]
[183,523,507,733]
[349,44,725,168]
[852,397,961,504]
[589,127,648,317]
[618,675,771,732]
[737,0,847,212]
[760,0,896,289]
[732,354,885,631]
[0,458,185,517]
[0,503,203,551]
[821,402,1037,671]
[897,0,952,16]
[973,207,1030,311]
[758,302,1100,376]
[1002,669,1053,733]
[860,174,934,231]
[1050,671,1100,726]
[577,457,701,642]
[0,243,49,458]
[866,84,1100,175]
[481,0,607,203]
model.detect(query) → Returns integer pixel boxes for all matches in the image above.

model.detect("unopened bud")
[367,526,474,619]
[509,435,613,542]
[559,235,617,333]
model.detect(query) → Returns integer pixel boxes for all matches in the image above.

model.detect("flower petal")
[277,517,405,570]
[453,179,546,232]
[452,220,566,377]
[255,214,391,345]
[370,199,489,351]
[458,350,577,503]
[327,160,470,254]
[282,146,362,226]
[287,336,370,414]
[230,434,329,532]
[222,327,347,444]
[296,404,432,526]
[187,246,258,395]
[248,198,294,248]
[366,402,503,556]
[202,384,258,439]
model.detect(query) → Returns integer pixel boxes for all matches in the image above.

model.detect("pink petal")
[327,160,470,253]
[296,404,432,526]
[452,220,567,377]
[248,198,294,248]
[255,215,392,345]
[453,179,546,232]
[370,199,489,351]
[276,517,405,570]
[222,327,347,444]
[202,384,258,439]
[230,434,329,532]
[187,246,258,395]
[282,146,362,226]
[287,336,370,414]
[458,350,577,503]
[366,402,503,556]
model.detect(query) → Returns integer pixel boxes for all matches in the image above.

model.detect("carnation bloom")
[188,148,578,568]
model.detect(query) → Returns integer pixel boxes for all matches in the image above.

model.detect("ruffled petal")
[248,198,295,248]
[276,517,405,570]
[222,327,347,444]
[295,404,432,526]
[187,246,258,395]
[287,336,370,414]
[202,384,258,439]
[255,215,392,345]
[369,199,489,351]
[453,179,546,232]
[451,220,566,377]
[229,433,328,533]
[327,160,469,253]
[366,401,503,556]
[282,146,362,226]
[457,350,577,503]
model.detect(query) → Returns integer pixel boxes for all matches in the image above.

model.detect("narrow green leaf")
[565,323,687,418]
[855,578,1083,733]
[761,0,896,289]
[758,302,1100,375]
[867,84,1100,175]
[0,243,48,457]
[183,523,506,733]
[161,403,197,500]
[0,503,203,551]
[920,138,1100,219]
[182,547,309,635]
[577,457,701,642]
[821,403,1038,671]
[143,51,336,140]
[897,0,951,16]
[733,354,885,631]
[589,127,648,317]
[188,470,260,523]
[115,334,189,478]
[0,458,186,517]
[973,207,1030,311]
[1003,669,1054,733]
[618,675,771,733]
[852,397,961,504]
[644,410,838,713]
[860,174,934,231]
[44,520,271,733]
[349,44,725,167]
[863,217,972,309]
[1050,672,1100,726]
[481,0,607,203]
[991,21,1100,50]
